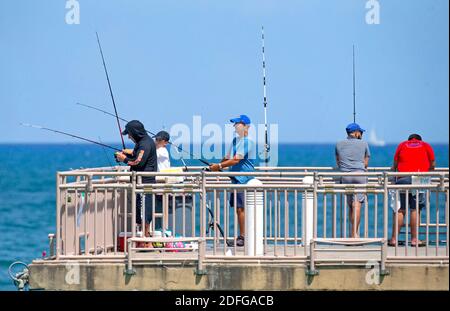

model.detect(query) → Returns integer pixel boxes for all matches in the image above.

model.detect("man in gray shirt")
[335,123,371,238]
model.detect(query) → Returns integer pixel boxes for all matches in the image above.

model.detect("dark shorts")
[396,176,425,211]
[136,194,163,227]
[340,175,367,203]
[229,192,245,208]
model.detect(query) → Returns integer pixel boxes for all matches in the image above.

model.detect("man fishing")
[209,114,256,247]
[115,120,158,236]
[388,134,435,247]
[335,123,371,238]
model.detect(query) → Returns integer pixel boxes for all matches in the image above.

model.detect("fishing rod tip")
[20,123,41,129]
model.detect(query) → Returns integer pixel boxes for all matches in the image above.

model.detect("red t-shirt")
[394,139,435,172]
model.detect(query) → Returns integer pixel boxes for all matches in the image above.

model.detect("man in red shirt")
[389,134,435,247]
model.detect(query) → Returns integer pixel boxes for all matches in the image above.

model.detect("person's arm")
[115,148,137,163]
[429,160,436,171]
[392,143,402,171]
[364,143,371,170]
[125,146,150,169]
[221,155,242,168]
[210,139,244,171]
[426,143,436,171]
[335,145,340,168]
[364,156,369,169]
[210,154,242,171]
[122,149,134,156]
[392,159,398,171]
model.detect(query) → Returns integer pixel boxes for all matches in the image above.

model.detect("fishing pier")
[28,166,449,290]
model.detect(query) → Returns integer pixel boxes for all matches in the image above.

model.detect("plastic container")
[152,230,164,248]
[118,232,132,252]
[389,190,401,212]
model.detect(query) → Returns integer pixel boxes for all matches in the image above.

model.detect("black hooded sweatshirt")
[122,120,157,183]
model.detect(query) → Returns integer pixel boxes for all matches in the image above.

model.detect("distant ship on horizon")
[368,128,386,146]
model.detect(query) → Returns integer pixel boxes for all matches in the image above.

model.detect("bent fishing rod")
[20,123,121,152]
[75,102,212,166]
[96,32,126,150]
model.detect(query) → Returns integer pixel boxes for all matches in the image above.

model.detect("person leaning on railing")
[335,123,371,238]
[388,133,436,247]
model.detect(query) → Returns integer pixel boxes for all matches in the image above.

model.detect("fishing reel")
[113,152,122,163]
[114,149,134,163]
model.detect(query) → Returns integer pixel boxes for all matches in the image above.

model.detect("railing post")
[85,174,93,256]
[131,171,137,237]
[313,172,318,240]
[446,188,449,257]
[439,173,445,192]
[380,238,389,276]
[201,171,206,238]
[125,238,136,275]
[383,173,389,242]
[307,240,319,276]
[302,175,314,246]
[48,234,55,258]
[56,172,61,259]
[196,237,207,275]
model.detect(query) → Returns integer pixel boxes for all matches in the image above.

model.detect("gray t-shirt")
[335,137,371,172]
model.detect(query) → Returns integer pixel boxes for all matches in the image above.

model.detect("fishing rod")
[352,44,356,123]
[98,136,115,168]
[75,102,212,166]
[261,26,270,166]
[174,147,189,172]
[204,191,226,241]
[20,123,121,152]
[95,32,126,150]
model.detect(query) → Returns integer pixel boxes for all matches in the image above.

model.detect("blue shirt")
[227,136,255,184]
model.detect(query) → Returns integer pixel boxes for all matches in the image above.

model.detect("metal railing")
[52,166,449,270]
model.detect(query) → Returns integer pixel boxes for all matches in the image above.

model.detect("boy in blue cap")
[209,114,256,247]
[335,123,371,238]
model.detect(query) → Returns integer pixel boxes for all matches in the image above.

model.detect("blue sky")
[0,0,448,144]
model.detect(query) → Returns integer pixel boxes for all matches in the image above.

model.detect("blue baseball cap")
[230,114,251,125]
[346,123,365,133]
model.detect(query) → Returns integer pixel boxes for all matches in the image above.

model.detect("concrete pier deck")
[28,245,448,291]
[27,167,448,291]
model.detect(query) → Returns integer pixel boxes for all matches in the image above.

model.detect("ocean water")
[0,143,448,290]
